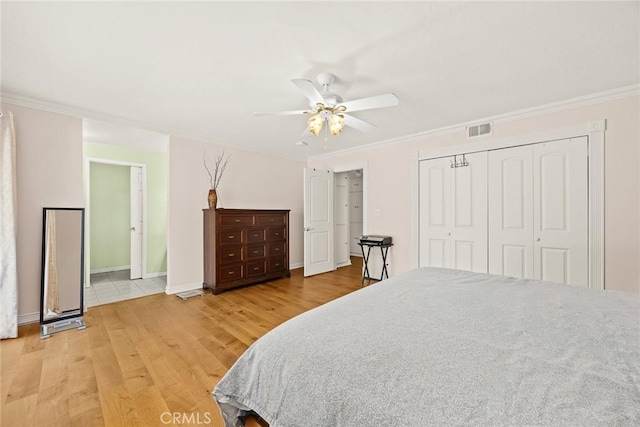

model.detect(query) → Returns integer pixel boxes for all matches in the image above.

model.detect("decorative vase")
[208,189,218,209]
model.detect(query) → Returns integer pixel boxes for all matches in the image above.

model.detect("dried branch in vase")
[203,150,230,190]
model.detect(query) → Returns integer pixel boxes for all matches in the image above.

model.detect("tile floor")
[85,269,166,307]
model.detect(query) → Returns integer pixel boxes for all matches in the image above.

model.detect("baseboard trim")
[144,272,167,279]
[336,261,353,268]
[90,265,130,274]
[290,262,303,269]
[165,282,202,295]
[18,312,40,325]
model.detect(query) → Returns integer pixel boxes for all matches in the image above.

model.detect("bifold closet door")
[419,152,487,272]
[488,145,534,279]
[533,137,588,286]
[419,157,451,268]
[488,137,588,286]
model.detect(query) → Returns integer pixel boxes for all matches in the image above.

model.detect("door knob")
[304,227,312,231]
[536,237,541,242]
[130,227,136,231]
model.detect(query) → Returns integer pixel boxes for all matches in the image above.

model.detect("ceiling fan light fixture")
[308,113,323,136]
[255,73,399,143]
[328,113,345,136]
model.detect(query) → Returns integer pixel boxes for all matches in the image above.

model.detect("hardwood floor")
[1,258,364,427]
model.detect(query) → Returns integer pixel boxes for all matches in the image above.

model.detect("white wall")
[167,135,305,293]
[1,103,84,322]
[308,95,640,293]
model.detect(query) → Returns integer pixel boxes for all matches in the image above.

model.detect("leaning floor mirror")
[40,207,86,339]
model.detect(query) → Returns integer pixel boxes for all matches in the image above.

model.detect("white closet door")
[533,137,588,286]
[419,152,487,272]
[450,152,488,272]
[419,157,451,268]
[488,146,534,278]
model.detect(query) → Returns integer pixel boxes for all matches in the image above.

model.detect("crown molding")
[308,83,640,162]
[0,92,305,163]
[2,84,638,164]
[1,91,174,134]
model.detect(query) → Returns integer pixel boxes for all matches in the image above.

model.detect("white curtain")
[0,110,18,339]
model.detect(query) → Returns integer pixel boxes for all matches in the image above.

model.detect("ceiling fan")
[254,73,399,142]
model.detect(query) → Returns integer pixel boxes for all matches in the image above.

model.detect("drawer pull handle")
[275,263,280,267]
[228,254,235,257]
[253,250,258,254]
[274,248,279,251]
[253,267,259,271]
[253,234,258,237]
[270,219,274,222]
[228,236,235,239]
[235,219,241,223]
[228,271,235,275]
[275,233,279,236]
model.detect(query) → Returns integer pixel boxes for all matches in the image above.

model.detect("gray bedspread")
[213,268,640,426]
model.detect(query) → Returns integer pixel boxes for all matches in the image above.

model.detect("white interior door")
[533,137,588,286]
[450,152,488,272]
[304,168,335,277]
[419,157,451,268]
[488,145,534,278]
[419,153,487,272]
[130,166,143,279]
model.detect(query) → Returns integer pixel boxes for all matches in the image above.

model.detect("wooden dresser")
[203,208,290,294]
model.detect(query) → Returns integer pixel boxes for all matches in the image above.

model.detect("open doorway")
[87,160,144,280]
[82,119,168,306]
[334,169,364,268]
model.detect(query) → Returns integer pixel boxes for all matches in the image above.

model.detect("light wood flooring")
[1,258,364,427]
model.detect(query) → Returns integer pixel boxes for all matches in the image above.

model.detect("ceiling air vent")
[467,122,492,139]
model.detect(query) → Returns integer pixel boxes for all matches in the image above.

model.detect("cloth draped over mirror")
[0,110,18,339]
[44,212,60,316]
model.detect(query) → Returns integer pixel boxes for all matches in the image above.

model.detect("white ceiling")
[2,2,638,160]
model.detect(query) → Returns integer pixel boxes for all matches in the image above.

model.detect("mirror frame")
[40,207,86,325]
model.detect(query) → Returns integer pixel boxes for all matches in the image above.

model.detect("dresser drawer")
[246,245,267,260]
[268,227,286,241]
[219,246,243,264]
[269,242,286,256]
[257,214,286,226]
[218,229,243,246]
[219,264,243,283]
[220,215,254,227]
[246,261,266,278]
[268,257,286,273]
[247,228,266,243]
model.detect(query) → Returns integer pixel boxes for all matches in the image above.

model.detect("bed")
[213,267,640,426]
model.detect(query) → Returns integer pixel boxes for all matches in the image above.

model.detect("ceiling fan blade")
[339,93,399,113]
[291,79,326,106]
[253,110,308,116]
[295,127,313,146]
[343,114,376,133]
[301,128,314,138]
